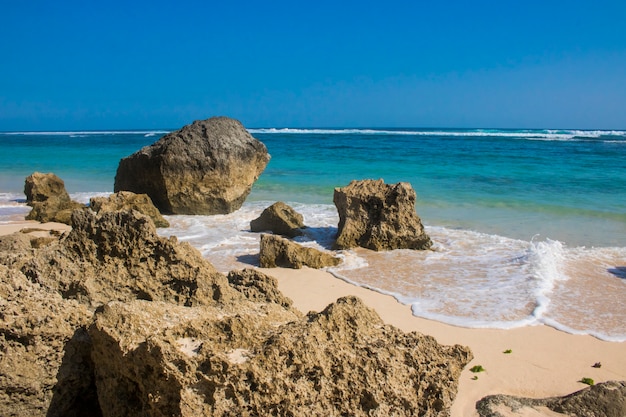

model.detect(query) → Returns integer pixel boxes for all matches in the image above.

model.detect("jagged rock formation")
[90,191,170,228]
[23,172,84,225]
[250,202,305,237]
[476,380,626,417]
[259,233,341,269]
[1,203,471,416]
[89,296,472,417]
[333,179,432,251]
[0,265,95,417]
[114,117,270,215]
[20,209,240,308]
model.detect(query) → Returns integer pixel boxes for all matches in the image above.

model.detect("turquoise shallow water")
[1,127,625,340]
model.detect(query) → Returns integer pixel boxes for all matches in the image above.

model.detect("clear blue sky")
[2,1,625,130]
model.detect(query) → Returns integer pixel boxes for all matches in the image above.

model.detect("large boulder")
[333,179,432,251]
[476,380,626,417]
[250,201,305,237]
[114,117,270,215]
[23,172,84,225]
[90,191,169,228]
[20,209,240,308]
[259,233,341,269]
[89,296,472,417]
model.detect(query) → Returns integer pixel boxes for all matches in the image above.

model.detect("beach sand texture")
[2,221,624,416]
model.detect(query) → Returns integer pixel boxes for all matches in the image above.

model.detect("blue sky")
[1,1,625,130]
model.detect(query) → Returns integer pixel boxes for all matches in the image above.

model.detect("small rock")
[250,201,305,237]
[259,233,341,269]
[90,191,170,228]
[23,172,84,224]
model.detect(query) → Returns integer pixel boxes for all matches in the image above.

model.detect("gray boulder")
[114,117,270,215]
[333,179,432,251]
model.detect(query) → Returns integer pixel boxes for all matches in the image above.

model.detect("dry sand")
[263,266,626,417]
[2,221,624,416]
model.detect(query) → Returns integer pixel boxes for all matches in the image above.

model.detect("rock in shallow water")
[333,179,432,251]
[23,172,84,225]
[250,201,305,237]
[114,117,270,215]
[259,233,341,269]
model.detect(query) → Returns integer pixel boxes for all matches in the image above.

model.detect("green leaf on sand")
[580,377,594,386]
[470,365,485,373]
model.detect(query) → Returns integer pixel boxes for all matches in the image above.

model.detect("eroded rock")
[89,296,472,417]
[477,380,626,417]
[0,265,97,417]
[114,117,270,214]
[227,268,293,308]
[333,179,432,251]
[250,201,305,237]
[24,172,84,225]
[90,191,169,228]
[259,233,341,269]
[20,209,240,308]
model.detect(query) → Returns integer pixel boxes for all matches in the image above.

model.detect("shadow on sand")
[608,267,626,279]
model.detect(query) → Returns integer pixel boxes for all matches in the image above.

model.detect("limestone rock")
[20,209,240,308]
[23,172,84,225]
[0,265,96,417]
[259,233,341,269]
[476,380,626,417]
[227,268,293,308]
[89,296,472,417]
[333,179,432,251]
[114,117,270,215]
[250,201,305,237]
[90,191,170,228]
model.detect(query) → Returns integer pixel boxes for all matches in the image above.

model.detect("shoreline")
[2,220,625,416]
[262,266,626,416]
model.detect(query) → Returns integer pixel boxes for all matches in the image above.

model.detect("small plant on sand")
[471,376,478,380]
[503,349,512,354]
[580,377,594,386]
[592,362,602,368]
[470,365,485,373]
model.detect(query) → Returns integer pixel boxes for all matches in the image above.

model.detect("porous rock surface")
[333,179,432,251]
[20,209,239,308]
[89,296,472,417]
[259,233,341,269]
[476,380,626,417]
[0,265,95,417]
[250,201,305,237]
[90,191,170,228]
[1,203,472,416]
[24,172,84,225]
[114,117,270,215]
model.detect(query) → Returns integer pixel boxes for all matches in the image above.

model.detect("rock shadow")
[608,266,626,279]
[236,253,260,267]
[47,327,102,417]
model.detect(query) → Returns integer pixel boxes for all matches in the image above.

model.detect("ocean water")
[1,128,625,341]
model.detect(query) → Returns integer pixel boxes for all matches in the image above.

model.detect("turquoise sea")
[1,127,625,341]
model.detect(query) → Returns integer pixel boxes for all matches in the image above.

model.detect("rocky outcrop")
[90,191,170,228]
[89,296,472,417]
[0,265,96,417]
[114,117,270,215]
[250,202,305,237]
[23,172,84,225]
[259,233,341,269]
[476,380,626,417]
[20,209,240,308]
[333,179,432,251]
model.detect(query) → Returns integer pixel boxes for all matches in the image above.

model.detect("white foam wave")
[248,128,626,141]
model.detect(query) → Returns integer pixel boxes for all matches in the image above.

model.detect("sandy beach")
[2,220,625,416]
[263,266,626,416]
